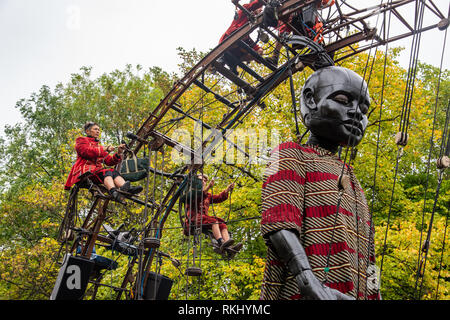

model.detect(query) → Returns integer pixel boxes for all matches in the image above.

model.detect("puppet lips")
[343,120,363,136]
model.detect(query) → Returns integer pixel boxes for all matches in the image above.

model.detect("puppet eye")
[333,94,350,104]
[359,97,370,114]
[359,103,369,115]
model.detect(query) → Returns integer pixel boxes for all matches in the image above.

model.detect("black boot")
[219,239,235,252]
[119,181,131,193]
[128,185,143,195]
[225,242,243,259]
[109,187,120,201]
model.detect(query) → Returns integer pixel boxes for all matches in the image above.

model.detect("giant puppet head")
[299,66,370,149]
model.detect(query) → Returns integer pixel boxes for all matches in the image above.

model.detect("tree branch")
[368,115,401,128]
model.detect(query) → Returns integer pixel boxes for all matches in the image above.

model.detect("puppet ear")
[299,87,316,127]
[302,88,317,111]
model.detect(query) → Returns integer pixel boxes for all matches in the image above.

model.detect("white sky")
[0,0,448,136]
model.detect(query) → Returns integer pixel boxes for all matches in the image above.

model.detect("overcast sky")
[0,0,448,136]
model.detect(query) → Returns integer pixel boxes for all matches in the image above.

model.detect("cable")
[322,0,385,299]
[413,24,448,299]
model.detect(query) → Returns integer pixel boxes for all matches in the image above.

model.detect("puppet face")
[300,66,370,147]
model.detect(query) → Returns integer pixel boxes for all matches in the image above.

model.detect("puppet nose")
[347,105,364,121]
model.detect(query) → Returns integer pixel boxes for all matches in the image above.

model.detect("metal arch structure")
[130,0,448,153]
[322,0,449,62]
[125,0,448,296]
[53,0,449,300]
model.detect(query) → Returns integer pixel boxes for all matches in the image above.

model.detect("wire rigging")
[322,0,385,297]
[413,23,448,299]
[44,0,450,301]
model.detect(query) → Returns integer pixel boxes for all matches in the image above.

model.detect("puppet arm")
[269,229,354,300]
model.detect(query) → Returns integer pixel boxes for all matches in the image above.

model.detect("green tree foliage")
[0,47,448,300]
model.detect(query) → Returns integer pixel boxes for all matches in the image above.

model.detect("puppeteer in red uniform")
[184,174,243,257]
[65,122,142,200]
[64,135,122,190]
[218,0,265,75]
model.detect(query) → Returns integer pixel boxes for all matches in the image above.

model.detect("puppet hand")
[296,270,354,300]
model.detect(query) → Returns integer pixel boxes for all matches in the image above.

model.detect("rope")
[398,0,426,139]
[415,99,449,299]
[196,72,206,300]
[285,48,301,138]
[379,0,427,289]
[378,145,402,279]
[434,203,449,299]
[135,145,157,299]
[416,169,445,298]
[413,24,448,299]
[322,0,385,298]
[365,1,393,298]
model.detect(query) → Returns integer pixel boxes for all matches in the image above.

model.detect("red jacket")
[184,190,230,233]
[219,0,263,51]
[64,136,122,190]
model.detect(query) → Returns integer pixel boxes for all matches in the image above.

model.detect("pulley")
[61,229,74,242]
[438,18,449,31]
[337,174,351,190]
[394,132,408,146]
[185,267,203,277]
[436,156,449,169]
[143,237,160,249]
